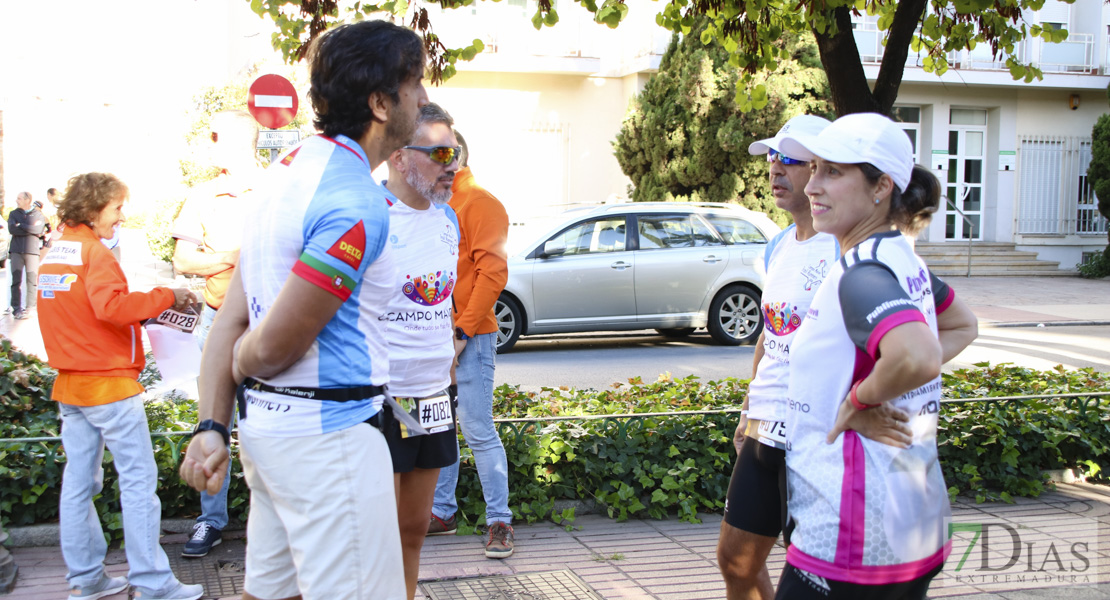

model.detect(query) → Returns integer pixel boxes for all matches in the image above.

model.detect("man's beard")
[385,109,416,153]
[406,167,452,205]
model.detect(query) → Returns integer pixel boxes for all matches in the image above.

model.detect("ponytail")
[890,165,940,237]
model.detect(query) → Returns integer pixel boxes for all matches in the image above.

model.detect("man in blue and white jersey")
[180,20,428,600]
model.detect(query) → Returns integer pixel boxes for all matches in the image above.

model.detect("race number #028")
[153,308,199,334]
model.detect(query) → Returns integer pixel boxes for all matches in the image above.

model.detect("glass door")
[945,109,986,240]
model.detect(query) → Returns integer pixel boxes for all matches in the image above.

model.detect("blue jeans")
[59,396,178,592]
[432,332,511,524]
[196,303,230,530]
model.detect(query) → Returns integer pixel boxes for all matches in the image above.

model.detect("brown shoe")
[485,522,514,559]
[427,513,457,536]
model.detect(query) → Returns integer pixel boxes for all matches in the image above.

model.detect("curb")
[984,320,1110,328]
[4,518,245,548]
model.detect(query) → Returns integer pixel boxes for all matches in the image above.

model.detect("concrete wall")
[422,70,641,224]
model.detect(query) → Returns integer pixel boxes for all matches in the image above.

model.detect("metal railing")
[853,19,1099,74]
[1017,135,1108,236]
[3,392,1107,450]
[944,188,977,277]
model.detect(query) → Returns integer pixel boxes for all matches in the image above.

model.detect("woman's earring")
[874,198,882,204]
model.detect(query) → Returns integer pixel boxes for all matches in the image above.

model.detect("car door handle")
[610,261,631,270]
[703,255,722,263]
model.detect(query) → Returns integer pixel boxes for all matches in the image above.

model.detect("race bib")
[757,419,787,450]
[147,306,201,334]
[396,394,454,438]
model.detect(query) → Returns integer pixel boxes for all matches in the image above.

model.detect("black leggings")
[774,564,942,600]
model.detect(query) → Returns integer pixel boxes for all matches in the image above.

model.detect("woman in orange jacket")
[38,172,204,600]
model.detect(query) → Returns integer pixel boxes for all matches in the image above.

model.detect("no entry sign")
[248,74,298,129]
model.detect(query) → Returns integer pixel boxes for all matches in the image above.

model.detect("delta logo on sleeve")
[326,221,367,270]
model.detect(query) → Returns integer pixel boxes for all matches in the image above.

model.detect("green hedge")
[2,337,1109,537]
[0,340,249,535]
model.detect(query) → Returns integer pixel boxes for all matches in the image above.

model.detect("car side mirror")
[541,239,566,258]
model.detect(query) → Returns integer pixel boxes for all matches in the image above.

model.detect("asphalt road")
[494,324,1110,391]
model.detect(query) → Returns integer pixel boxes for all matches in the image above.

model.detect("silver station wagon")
[494,202,780,352]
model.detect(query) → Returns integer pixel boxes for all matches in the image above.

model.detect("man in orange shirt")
[170,109,260,558]
[429,132,515,558]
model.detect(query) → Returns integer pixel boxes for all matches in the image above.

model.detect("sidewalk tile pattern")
[421,570,602,599]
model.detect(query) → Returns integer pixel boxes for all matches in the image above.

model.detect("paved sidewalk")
[946,275,1110,326]
[5,482,1110,599]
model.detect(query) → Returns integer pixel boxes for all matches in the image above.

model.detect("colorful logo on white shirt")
[762,301,803,336]
[402,271,455,306]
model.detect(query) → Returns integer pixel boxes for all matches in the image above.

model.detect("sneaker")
[485,522,515,559]
[2,307,10,315]
[68,574,128,600]
[12,310,26,320]
[130,582,203,600]
[181,522,222,558]
[427,513,457,536]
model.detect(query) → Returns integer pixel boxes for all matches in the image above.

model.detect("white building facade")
[431,0,1110,268]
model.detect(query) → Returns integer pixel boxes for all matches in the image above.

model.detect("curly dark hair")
[307,20,425,140]
[57,173,128,228]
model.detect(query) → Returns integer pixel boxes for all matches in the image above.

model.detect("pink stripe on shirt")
[865,310,927,358]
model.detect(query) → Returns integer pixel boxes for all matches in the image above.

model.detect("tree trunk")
[814,7,881,116]
[872,0,929,114]
[814,1,928,117]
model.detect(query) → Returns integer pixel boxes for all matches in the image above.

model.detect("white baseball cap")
[778,112,914,191]
[748,114,832,156]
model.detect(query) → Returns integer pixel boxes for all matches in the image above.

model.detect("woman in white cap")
[771,113,978,599]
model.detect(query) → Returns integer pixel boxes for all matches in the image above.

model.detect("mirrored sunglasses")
[767,149,807,166]
[403,145,461,165]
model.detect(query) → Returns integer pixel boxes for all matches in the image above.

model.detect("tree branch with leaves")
[247,0,1072,116]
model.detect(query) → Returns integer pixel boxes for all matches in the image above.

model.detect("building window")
[891,106,921,163]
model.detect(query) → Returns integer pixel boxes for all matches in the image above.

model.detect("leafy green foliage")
[1087,107,1110,254]
[1077,251,1110,278]
[613,20,831,226]
[0,342,247,538]
[4,340,1109,535]
[940,363,1110,503]
[242,0,1072,115]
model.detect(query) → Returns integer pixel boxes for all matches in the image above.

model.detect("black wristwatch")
[455,326,470,341]
[192,419,231,446]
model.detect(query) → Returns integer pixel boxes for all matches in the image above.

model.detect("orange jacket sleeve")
[85,244,175,326]
[456,195,509,336]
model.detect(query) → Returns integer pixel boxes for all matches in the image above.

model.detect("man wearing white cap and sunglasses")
[716,114,919,599]
[716,114,841,599]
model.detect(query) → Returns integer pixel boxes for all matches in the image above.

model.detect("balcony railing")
[1024,32,1096,73]
[854,20,1099,74]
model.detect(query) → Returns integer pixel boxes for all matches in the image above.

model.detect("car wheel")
[707,284,762,345]
[494,295,523,353]
[656,328,696,338]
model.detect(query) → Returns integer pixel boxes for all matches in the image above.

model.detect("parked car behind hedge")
[494,202,780,352]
